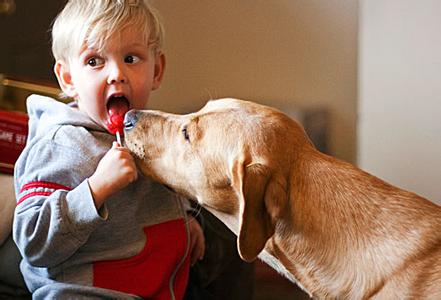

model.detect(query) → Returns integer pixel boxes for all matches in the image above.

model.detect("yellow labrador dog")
[123,98,441,299]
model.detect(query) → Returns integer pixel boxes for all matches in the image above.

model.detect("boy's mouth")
[106,95,130,134]
[107,95,130,111]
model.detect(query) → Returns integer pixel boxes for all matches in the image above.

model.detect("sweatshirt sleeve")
[13,138,107,268]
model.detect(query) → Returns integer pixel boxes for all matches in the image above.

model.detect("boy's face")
[54,25,165,131]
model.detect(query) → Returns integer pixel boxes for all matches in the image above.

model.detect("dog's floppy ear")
[231,159,287,262]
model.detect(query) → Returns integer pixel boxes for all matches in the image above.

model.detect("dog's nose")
[124,110,139,132]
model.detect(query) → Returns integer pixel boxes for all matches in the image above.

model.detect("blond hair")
[51,0,164,62]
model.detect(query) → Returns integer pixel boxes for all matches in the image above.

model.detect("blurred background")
[1,0,440,298]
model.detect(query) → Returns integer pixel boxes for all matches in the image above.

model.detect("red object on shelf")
[0,110,29,174]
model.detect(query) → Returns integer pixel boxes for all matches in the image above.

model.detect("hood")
[26,94,104,144]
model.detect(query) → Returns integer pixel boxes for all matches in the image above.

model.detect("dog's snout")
[124,110,139,132]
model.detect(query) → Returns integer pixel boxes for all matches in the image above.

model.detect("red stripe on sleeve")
[17,191,53,206]
[20,181,72,193]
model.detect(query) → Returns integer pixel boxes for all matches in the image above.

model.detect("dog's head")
[124,98,313,261]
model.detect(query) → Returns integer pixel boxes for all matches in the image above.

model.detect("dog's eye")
[182,126,190,142]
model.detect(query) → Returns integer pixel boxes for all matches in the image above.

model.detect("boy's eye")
[86,57,104,67]
[125,55,140,64]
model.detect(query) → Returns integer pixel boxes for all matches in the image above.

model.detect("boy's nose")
[107,64,127,84]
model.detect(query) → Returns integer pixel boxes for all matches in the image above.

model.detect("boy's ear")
[54,60,77,98]
[152,52,166,91]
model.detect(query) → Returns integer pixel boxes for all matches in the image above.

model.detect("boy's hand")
[89,142,138,208]
[188,216,205,266]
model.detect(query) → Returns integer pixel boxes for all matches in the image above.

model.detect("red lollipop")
[106,98,129,144]
[107,114,124,135]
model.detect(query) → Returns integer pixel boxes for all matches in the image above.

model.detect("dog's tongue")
[106,98,129,135]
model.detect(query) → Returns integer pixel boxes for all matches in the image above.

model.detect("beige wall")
[150,0,358,163]
[358,0,441,203]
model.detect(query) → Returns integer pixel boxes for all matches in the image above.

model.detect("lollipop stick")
[116,131,122,146]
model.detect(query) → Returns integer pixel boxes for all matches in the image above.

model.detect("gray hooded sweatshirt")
[13,95,190,299]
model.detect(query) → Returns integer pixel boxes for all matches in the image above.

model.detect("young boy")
[13,0,205,298]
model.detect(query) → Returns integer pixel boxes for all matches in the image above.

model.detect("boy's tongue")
[106,97,129,135]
